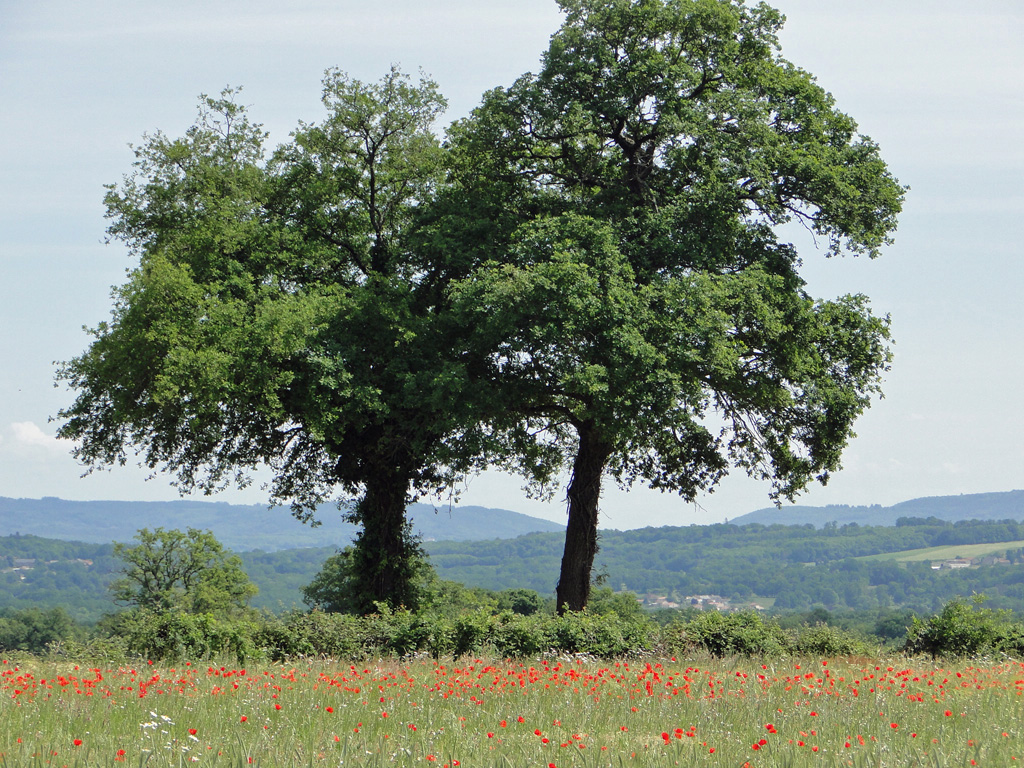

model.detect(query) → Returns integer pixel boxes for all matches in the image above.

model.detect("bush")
[495,589,543,616]
[491,613,547,657]
[372,605,452,658]
[793,623,870,657]
[548,611,655,657]
[254,611,370,661]
[114,609,260,663]
[671,611,789,658]
[903,597,1021,659]
[95,603,660,662]
[452,610,496,656]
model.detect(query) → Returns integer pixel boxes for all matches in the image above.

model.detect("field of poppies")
[2,652,1023,767]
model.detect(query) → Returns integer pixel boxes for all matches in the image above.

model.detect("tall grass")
[2,653,1022,766]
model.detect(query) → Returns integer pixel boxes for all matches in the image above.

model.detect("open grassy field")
[3,652,1024,766]
[857,539,1024,563]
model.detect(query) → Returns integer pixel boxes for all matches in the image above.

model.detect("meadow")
[3,652,1023,767]
[857,540,1024,564]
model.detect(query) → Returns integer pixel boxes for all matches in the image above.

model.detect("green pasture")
[857,539,1024,563]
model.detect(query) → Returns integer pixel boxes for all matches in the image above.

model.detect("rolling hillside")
[7,516,1024,621]
[0,497,563,552]
[732,490,1024,528]
[858,540,1024,563]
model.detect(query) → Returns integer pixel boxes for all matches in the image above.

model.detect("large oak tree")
[447,0,904,611]
[57,71,486,612]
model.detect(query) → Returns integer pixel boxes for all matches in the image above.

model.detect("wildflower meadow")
[3,653,1023,767]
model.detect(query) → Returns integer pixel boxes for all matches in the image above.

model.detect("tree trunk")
[351,470,417,613]
[556,424,613,614]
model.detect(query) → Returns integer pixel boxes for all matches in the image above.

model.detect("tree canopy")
[59,0,903,614]
[445,0,903,610]
[58,72,489,611]
[110,528,257,615]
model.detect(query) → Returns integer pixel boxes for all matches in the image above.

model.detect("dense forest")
[6,518,1024,624]
[427,518,1024,612]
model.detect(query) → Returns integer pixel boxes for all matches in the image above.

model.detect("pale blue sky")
[1,0,1022,530]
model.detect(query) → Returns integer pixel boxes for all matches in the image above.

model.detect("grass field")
[857,539,1024,563]
[3,652,1024,766]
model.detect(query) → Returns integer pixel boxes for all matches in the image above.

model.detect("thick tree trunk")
[556,424,613,614]
[352,471,416,613]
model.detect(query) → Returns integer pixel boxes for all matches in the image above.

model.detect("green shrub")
[452,610,495,656]
[586,588,645,619]
[116,609,259,663]
[255,611,374,661]
[793,623,869,657]
[495,589,543,616]
[370,604,453,658]
[672,610,790,658]
[491,613,547,657]
[548,611,655,657]
[903,597,1021,659]
[98,604,660,662]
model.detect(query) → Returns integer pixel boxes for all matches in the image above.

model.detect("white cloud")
[9,421,70,455]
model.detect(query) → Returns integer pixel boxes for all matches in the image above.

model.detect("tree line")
[7,517,1024,629]
[55,0,902,614]
[7,525,1024,662]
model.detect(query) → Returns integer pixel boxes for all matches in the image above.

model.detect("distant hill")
[0,497,563,552]
[731,490,1024,528]
[9,513,1024,621]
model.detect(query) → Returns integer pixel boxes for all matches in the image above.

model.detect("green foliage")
[255,610,370,662]
[53,0,904,620]
[793,624,871,658]
[547,610,656,657]
[0,607,79,654]
[495,588,543,616]
[303,543,448,615]
[420,575,498,619]
[451,610,495,656]
[111,528,257,616]
[6,596,1019,663]
[488,614,548,657]
[587,587,644,619]
[54,72,481,613]
[903,597,1024,659]
[116,607,658,661]
[427,519,1024,615]
[874,609,918,641]
[111,609,260,663]
[10,517,1024,628]
[667,609,872,659]
[447,0,902,610]
[344,516,430,614]
[301,547,361,614]
[672,610,789,658]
